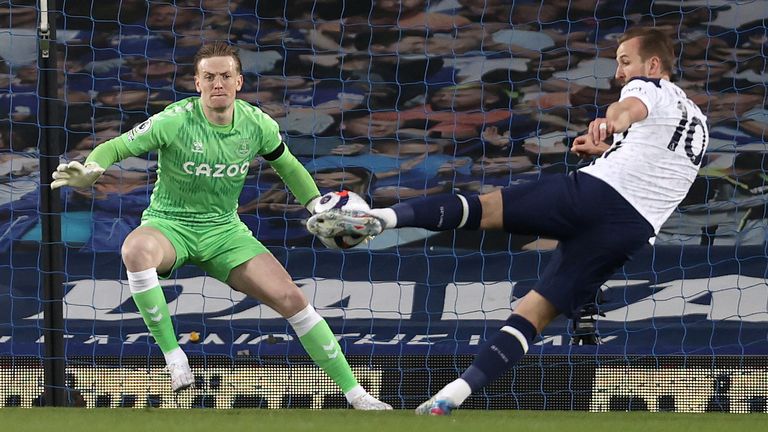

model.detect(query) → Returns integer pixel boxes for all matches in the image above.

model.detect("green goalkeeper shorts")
[140,217,269,282]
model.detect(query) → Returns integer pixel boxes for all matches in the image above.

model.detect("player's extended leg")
[415,291,556,415]
[307,190,496,238]
[122,226,194,392]
[227,254,392,410]
[417,203,654,415]
[308,173,591,240]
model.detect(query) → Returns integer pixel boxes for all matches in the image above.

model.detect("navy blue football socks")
[460,314,538,392]
[390,193,483,230]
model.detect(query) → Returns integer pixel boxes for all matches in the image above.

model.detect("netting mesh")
[0,0,767,410]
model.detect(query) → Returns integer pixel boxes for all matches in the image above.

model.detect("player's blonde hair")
[194,42,243,75]
[619,27,676,75]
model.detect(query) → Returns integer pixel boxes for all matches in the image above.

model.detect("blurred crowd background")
[1,0,767,251]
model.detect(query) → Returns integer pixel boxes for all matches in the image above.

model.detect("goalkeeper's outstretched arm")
[263,142,321,213]
[51,136,135,189]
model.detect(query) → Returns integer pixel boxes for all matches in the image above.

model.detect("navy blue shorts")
[501,171,654,318]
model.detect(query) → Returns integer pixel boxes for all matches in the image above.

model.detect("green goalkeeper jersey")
[116,97,280,224]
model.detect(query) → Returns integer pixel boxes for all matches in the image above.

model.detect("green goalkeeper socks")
[290,305,358,393]
[127,269,180,354]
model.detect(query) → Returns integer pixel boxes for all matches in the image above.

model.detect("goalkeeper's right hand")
[51,161,105,189]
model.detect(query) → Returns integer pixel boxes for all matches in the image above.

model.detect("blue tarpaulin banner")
[2,246,767,357]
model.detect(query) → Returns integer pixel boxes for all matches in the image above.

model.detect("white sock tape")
[127,268,160,294]
[500,325,529,353]
[287,304,322,337]
[456,195,469,229]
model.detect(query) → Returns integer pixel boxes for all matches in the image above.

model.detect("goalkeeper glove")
[51,161,105,189]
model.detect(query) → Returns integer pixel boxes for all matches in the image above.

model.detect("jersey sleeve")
[84,135,137,169]
[619,78,661,117]
[84,108,182,168]
[116,108,184,156]
[257,114,283,155]
[268,146,321,207]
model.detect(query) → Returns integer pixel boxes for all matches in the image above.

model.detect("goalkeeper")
[51,42,391,410]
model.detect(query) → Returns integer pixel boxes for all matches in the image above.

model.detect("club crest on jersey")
[126,118,152,142]
[237,139,249,156]
[192,141,204,153]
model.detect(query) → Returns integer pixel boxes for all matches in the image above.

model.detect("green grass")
[2,409,766,432]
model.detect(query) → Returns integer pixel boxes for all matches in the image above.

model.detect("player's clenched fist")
[51,161,105,189]
[589,118,615,144]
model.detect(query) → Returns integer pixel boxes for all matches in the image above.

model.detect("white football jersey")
[580,78,709,233]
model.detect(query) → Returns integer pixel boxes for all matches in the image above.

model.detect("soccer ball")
[312,190,371,250]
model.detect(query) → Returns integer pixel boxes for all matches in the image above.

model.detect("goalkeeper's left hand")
[51,161,105,189]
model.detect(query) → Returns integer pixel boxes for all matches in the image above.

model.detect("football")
[311,190,372,250]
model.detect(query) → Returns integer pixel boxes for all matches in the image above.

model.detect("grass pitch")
[3,408,764,432]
